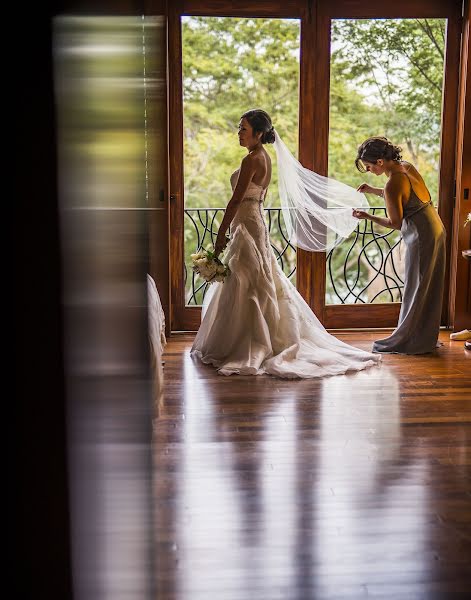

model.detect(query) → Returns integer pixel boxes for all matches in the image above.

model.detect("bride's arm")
[214,155,257,255]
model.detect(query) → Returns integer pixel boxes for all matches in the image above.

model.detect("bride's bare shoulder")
[264,148,272,166]
[257,147,271,169]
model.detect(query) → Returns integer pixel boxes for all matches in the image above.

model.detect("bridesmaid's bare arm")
[353,173,406,231]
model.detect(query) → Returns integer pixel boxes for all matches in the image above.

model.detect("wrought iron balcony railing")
[184,207,404,306]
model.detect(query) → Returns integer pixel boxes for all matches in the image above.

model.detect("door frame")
[168,0,463,331]
[450,0,471,331]
[313,0,463,328]
[168,0,307,331]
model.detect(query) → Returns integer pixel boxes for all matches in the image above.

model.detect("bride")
[190,109,381,378]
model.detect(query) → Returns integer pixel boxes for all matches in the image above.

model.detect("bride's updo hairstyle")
[355,136,403,173]
[241,109,276,144]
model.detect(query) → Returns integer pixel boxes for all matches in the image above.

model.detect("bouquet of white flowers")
[190,248,230,284]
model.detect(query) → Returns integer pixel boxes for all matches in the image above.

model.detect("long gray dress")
[373,174,446,354]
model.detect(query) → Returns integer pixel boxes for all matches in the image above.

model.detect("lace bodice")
[230,168,267,202]
[191,169,382,378]
[228,168,270,267]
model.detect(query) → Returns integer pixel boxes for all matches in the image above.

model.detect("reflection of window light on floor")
[314,369,430,590]
[180,365,299,592]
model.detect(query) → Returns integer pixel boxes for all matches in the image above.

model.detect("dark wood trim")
[297,4,317,310]
[297,3,331,323]
[145,0,166,12]
[450,0,471,331]
[175,306,204,331]
[167,0,461,19]
[168,1,185,330]
[181,0,303,17]
[324,303,402,329]
[311,5,331,323]
[59,0,167,13]
[147,12,171,337]
[438,15,462,325]
[317,0,461,18]
[171,303,401,331]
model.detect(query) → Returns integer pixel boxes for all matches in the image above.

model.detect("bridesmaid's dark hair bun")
[355,136,402,172]
[241,109,275,144]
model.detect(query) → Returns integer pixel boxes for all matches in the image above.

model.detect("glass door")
[314,0,462,328]
[169,0,463,331]
[169,2,304,330]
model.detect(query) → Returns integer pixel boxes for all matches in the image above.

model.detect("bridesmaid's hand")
[352,209,369,220]
[356,182,376,194]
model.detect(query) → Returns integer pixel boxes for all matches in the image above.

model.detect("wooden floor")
[154,330,471,600]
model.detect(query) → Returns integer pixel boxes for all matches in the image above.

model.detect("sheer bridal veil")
[273,130,369,251]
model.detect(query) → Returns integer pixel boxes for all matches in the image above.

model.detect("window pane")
[182,16,300,305]
[327,18,446,305]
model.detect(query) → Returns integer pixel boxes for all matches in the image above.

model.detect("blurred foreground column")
[54,16,162,600]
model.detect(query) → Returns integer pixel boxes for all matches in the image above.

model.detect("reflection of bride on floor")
[191,109,381,378]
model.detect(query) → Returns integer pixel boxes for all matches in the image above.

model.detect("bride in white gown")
[191,109,381,378]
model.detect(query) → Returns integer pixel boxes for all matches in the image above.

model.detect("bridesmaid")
[352,136,446,354]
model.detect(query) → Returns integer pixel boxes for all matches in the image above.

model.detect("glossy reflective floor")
[154,331,471,600]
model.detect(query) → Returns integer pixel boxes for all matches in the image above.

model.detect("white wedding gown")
[191,169,381,378]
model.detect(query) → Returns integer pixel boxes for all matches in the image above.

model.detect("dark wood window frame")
[167,0,464,331]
